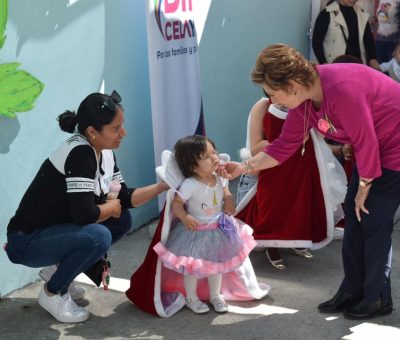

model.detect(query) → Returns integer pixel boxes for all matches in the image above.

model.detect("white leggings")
[184,273,222,300]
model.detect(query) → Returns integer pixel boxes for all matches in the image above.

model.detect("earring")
[92,136,96,140]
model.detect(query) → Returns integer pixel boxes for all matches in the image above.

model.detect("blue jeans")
[6,210,132,294]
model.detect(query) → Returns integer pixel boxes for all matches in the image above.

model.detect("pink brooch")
[318,113,337,134]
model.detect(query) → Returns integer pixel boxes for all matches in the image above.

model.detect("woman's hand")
[223,194,236,216]
[181,214,199,230]
[131,181,169,207]
[157,180,169,193]
[106,199,122,218]
[217,161,243,180]
[355,185,371,222]
[217,153,278,180]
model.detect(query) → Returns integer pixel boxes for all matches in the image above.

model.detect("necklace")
[301,100,311,156]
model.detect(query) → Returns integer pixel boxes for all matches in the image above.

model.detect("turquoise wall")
[0,0,310,296]
[199,0,311,158]
[0,0,155,297]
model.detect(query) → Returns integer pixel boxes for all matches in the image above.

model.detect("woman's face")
[263,83,302,110]
[89,107,127,151]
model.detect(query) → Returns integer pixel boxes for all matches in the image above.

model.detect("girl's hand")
[223,195,236,216]
[355,185,371,222]
[181,214,199,230]
[217,161,243,180]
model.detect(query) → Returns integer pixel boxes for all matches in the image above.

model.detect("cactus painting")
[0,0,44,118]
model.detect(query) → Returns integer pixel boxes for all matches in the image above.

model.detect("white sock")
[208,274,222,299]
[184,275,198,300]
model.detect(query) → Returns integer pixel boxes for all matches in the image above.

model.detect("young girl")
[153,135,257,314]
[379,42,400,83]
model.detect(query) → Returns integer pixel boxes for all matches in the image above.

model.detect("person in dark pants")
[5,91,168,323]
[339,167,398,312]
[374,0,400,64]
[312,0,379,69]
[218,44,400,320]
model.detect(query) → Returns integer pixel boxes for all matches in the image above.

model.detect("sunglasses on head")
[100,90,122,112]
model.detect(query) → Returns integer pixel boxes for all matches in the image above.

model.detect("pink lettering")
[165,0,192,13]
[165,0,179,13]
[182,0,193,11]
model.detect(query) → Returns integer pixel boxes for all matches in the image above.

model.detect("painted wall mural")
[0,0,44,118]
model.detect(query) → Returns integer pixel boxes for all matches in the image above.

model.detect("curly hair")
[174,135,216,178]
[251,44,318,91]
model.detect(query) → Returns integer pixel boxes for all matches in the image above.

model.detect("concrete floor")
[1,219,400,340]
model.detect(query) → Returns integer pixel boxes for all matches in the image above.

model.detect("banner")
[146,0,212,171]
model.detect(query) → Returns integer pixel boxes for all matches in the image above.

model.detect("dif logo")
[155,0,196,41]
[165,0,192,12]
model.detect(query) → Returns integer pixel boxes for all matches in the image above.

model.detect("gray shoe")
[210,295,228,313]
[291,248,313,259]
[185,298,209,314]
[266,249,286,270]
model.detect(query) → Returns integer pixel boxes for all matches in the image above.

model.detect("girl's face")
[194,141,220,176]
[89,107,127,152]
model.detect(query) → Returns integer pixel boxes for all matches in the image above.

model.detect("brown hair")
[174,135,216,178]
[251,44,318,91]
[331,54,362,64]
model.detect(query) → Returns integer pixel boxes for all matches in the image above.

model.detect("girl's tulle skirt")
[153,214,256,278]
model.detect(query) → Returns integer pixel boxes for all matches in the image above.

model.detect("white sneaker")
[38,285,90,323]
[39,265,86,300]
[210,295,229,313]
[185,298,209,314]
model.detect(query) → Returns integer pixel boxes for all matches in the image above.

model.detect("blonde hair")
[251,44,318,91]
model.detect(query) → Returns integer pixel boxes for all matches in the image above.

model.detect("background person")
[379,41,400,81]
[312,0,379,69]
[373,0,400,64]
